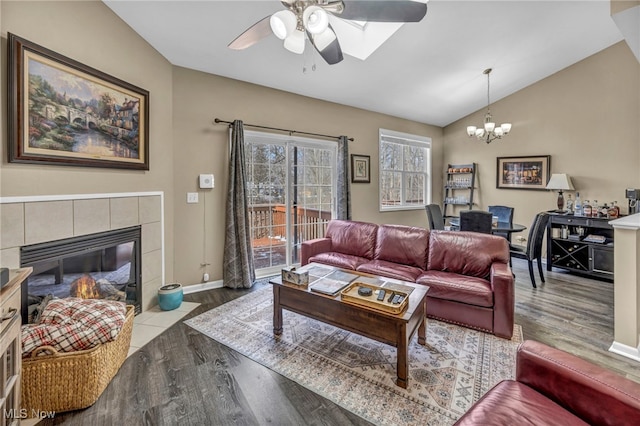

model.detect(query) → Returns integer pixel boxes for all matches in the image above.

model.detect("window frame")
[378,128,432,212]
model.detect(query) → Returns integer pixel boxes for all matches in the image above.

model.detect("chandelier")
[466,68,512,144]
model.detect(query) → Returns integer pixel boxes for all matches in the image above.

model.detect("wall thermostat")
[199,174,214,189]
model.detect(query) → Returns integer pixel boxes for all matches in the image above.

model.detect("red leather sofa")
[301,220,514,339]
[455,340,640,425]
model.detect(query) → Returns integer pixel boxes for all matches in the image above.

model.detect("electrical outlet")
[203,273,210,282]
[187,192,199,203]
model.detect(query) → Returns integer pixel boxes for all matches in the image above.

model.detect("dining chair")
[488,205,515,241]
[459,210,493,234]
[425,204,445,230]
[510,212,550,288]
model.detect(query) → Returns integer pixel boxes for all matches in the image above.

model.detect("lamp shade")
[545,173,575,191]
[271,10,297,40]
[303,6,329,35]
[283,29,305,54]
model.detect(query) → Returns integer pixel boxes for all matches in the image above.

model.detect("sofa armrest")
[490,262,514,339]
[301,238,331,266]
[517,340,640,426]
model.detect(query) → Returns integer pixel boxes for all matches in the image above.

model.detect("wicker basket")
[21,305,134,414]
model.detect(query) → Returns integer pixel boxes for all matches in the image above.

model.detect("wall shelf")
[443,163,476,218]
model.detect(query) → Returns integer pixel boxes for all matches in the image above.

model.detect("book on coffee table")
[310,270,359,296]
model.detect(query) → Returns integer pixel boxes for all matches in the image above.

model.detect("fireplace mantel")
[0,192,164,311]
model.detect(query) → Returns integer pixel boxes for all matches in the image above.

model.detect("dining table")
[448,218,527,237]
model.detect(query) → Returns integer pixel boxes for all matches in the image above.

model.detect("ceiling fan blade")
[228,16,272,50]
[339,0,427,22]
[308,25,344,65]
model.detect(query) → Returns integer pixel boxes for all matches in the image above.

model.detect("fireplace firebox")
[20,226,142,322]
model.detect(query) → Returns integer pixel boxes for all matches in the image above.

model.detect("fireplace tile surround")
[0,192,164,312]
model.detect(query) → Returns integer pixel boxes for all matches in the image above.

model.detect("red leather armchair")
[455,340,640,425]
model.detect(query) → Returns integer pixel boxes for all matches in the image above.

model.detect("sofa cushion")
[417,270,493,307]
[357,260,423,282]
[454,380,589,426]
[325,220,378,259]
[374,224,429,269]
[427,231,509,278]
[309,252,369,271]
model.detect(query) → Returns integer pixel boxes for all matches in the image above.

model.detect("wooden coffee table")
[270,264,428,389]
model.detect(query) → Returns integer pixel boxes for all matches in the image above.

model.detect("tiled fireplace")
[0,192,164,313]
[20,226,143,322]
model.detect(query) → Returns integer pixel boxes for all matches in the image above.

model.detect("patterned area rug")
[185,286,523,425]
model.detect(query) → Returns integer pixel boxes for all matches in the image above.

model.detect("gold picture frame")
[8,33,149,170]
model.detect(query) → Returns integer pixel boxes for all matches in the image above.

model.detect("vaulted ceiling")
[104,1,624,127]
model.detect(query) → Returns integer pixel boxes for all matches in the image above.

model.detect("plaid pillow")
[22,298,126,358]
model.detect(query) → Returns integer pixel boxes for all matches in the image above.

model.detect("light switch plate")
[187,192,199,203]
[199,174,214,189]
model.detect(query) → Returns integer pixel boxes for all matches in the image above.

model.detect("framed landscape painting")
[496,155,550,190]
[7,33,149,170]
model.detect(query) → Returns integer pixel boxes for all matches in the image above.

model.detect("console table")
[546,213,614,281]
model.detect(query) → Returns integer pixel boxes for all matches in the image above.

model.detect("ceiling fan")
[228,0,428,65]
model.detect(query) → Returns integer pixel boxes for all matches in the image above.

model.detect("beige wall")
[172,67,442,285]
[0,1,176,283]
[443,41,640,230]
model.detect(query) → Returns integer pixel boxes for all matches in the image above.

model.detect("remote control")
[392,294,402,304]
[387,291,396,303]
[377,289,386,301]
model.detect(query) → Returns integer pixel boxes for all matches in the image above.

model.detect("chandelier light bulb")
[484,122,495,132]
[494,127,504,137]
[466,126,477,137]
[271,10,297,40]
[502,123,512,134]
[303,6,329,35]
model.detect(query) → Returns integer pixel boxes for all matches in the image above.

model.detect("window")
[244,131,337,274]
[379,128,432,211]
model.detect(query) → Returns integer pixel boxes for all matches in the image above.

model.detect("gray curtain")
[336,135,351,220]
[223,120,255,288]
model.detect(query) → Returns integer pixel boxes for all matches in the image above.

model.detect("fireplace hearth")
[20,226,142,322]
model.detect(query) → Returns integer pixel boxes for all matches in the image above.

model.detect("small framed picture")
[351,154,370,183]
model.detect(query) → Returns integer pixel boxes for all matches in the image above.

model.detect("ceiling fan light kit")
[467,68,512,144]
[303,6,330,34]
[229,1,428,65]
[284,29,306,54]
[270,10,297,40]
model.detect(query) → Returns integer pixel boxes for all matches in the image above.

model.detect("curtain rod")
[214,118,354,142]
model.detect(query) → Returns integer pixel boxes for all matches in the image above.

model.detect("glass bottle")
[583,200,592,217]
[608,202,618,219]
[613,201,620,218]
[592,200,599,217]
[566,194,574,213]
[600,202,609,218]
[575,192,582,216]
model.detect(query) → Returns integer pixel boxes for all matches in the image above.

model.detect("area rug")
[185,286,523,425]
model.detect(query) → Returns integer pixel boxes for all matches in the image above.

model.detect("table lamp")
[545,173,575,210]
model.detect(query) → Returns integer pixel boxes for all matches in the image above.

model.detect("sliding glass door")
[244,131,336,274]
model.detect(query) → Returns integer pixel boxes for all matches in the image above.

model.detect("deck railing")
[249,204,331,247]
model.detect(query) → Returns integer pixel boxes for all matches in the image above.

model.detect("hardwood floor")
[42,258,639,425]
